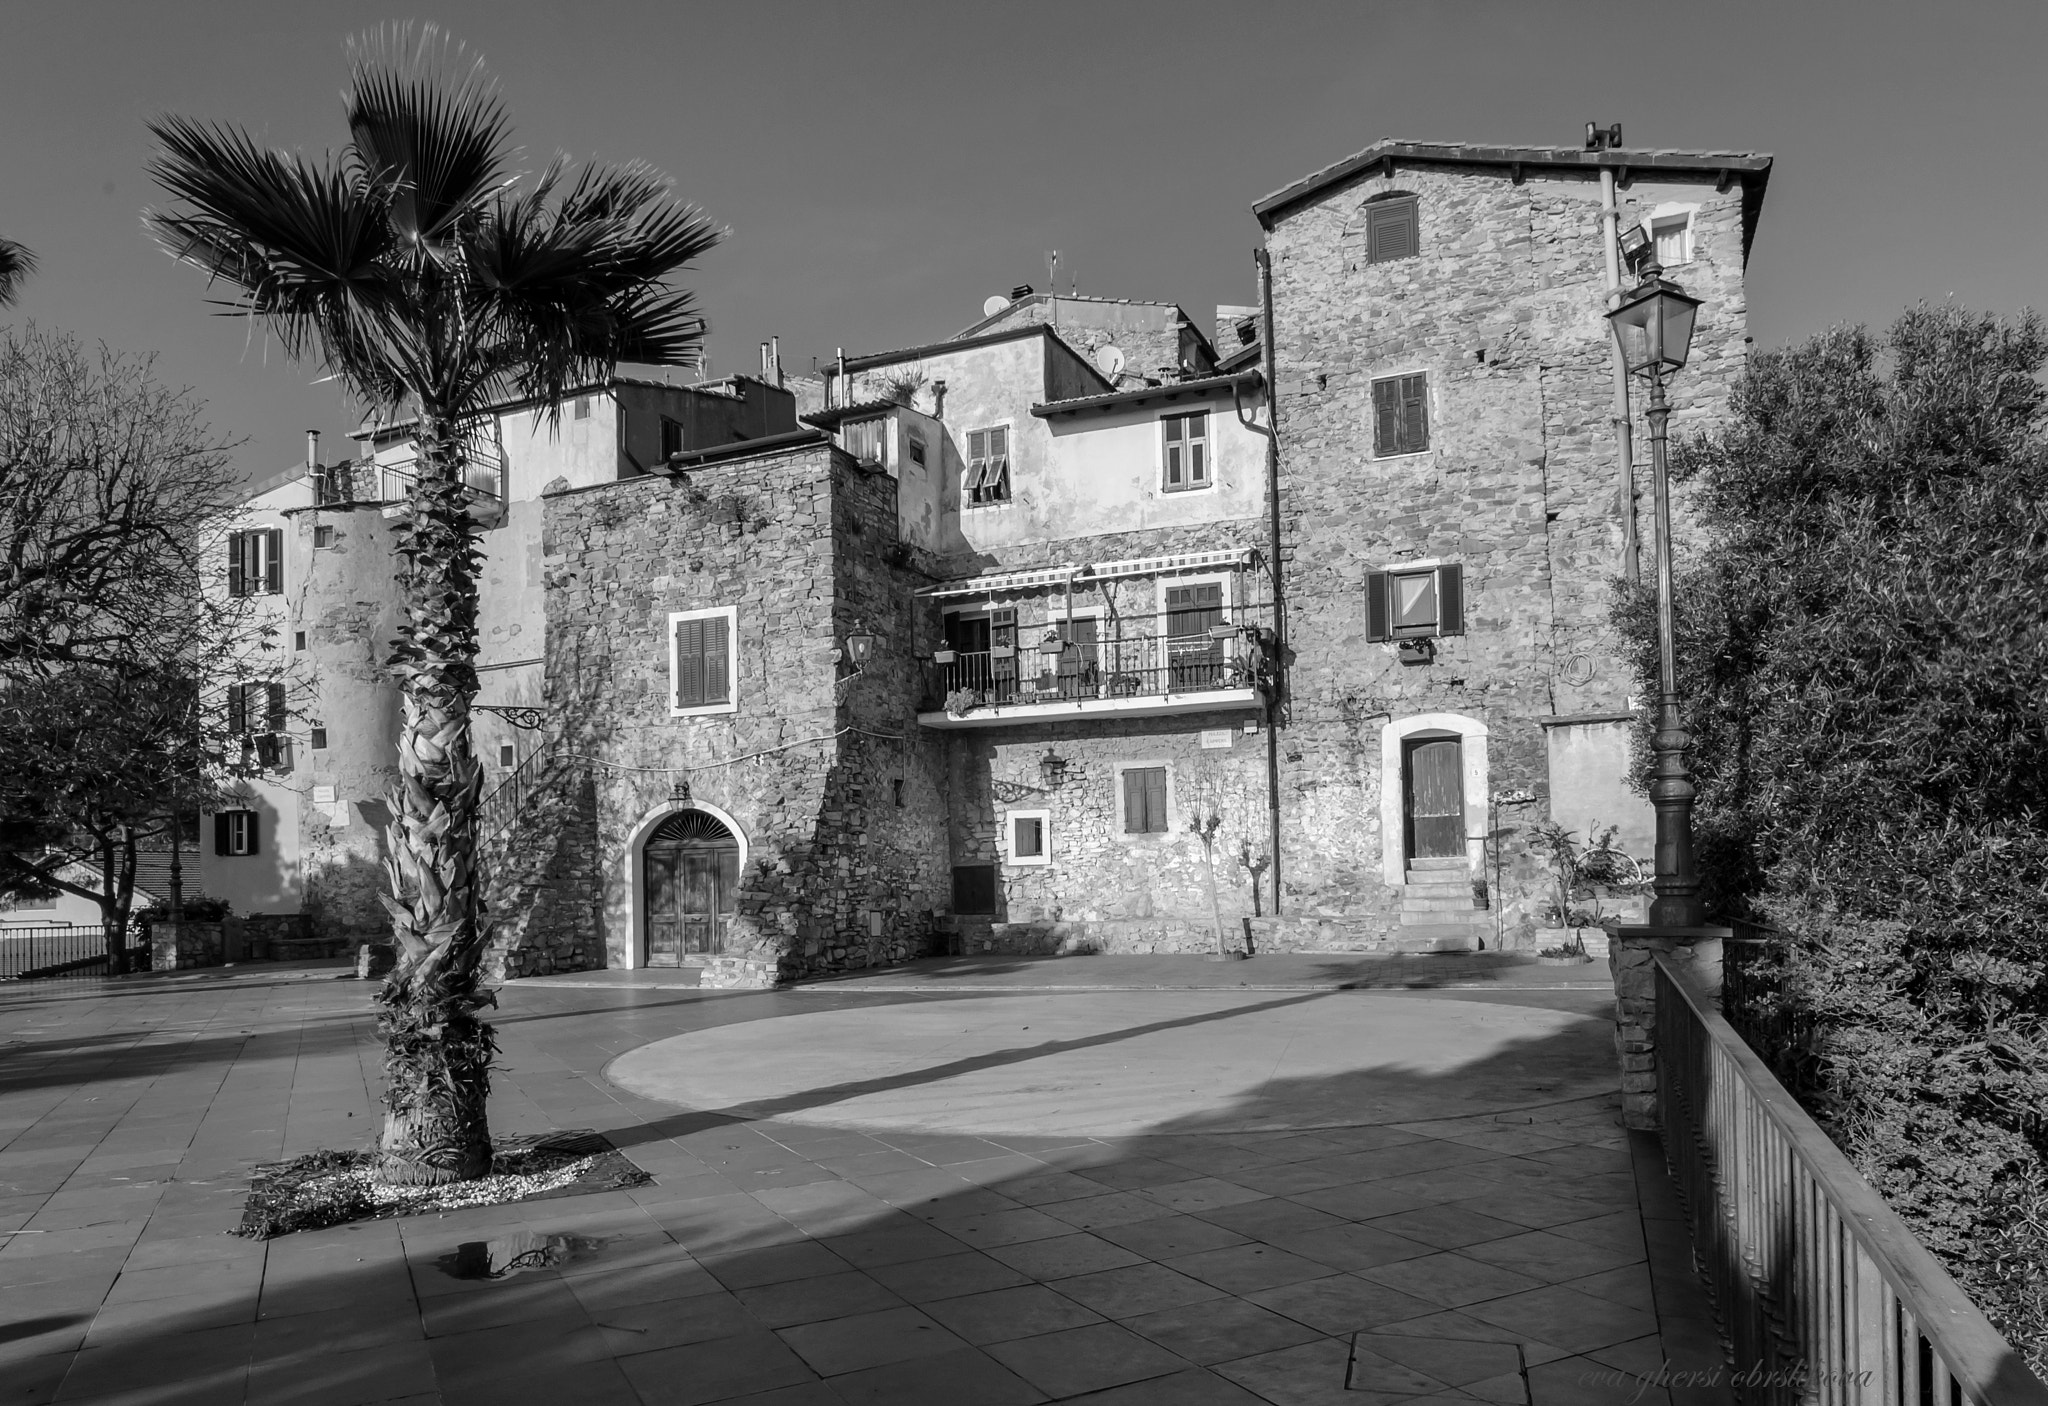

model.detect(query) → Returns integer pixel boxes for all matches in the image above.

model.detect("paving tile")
[986,1320,1190,1398]
[1057,1365,1269,1404]
[735,1270,906,1329]
[1526,1353,1671,1406]
[1095,1213,1248,1260]
[1355,1331,1525,1387]
[1212,1336,1360,1406]
[1072,1158,1196,1191]
[1123,1295,1323,1365]
[249,1301,422,1357]
[826,1345,1047,1406]
[986,1233,1146,1280]
[1464,1228,1643,1284]
[1365,1204,1532,1251]
[1245,1274,1442,1336]
[1344,1343,1458,1397]
[924,1206,1072,1250]
[564,1259,724,1315]
[919,1283,1103,1345]
[619,1327,821,1405]
[1219,1161,1358,1197]
[1261,1221,1435,1272]
[417,1277,590,1337]
[85,1294,254,1348]
[1140,1176,1271,1214]
[1460,1285,1661,1356]
[1191,1197,1347,1239]
[52,1321,257,1401]
[1358,1250,1547,1309]
[864,1250,1031,1303]
[1166,1242,1338,1295]
[1053,1261,1227,1319]
[1446,1188,1618,1231]
[698,1241,851,1290]
[440,1356,643,1406]
[774,1304,964,1376]
[982,1171,1117,1207]
[816,1217,966,1267]
[1036,1190,1177,1233]
[0,1309,92,1359]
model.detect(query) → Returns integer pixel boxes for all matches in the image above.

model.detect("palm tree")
[0,238,34,306]
[145,27,722,1185]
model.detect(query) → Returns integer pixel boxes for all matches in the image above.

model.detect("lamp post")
[1606,259,1705,929]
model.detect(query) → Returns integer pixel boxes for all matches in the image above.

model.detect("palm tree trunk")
[375,410,496,1185]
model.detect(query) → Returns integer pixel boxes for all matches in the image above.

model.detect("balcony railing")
[378,449,504,504]
[1654,954,2048,1405]
[923,602,1273,721]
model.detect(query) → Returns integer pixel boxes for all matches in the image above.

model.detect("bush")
[1617,306,2048,1370]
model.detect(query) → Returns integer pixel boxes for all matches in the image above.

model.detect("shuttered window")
[215,810,260,856]
[227,682,287,736]
[1162,411,1209,491]
[1367,564,1465,641]
[226,529,284,597]
[1366,195,1419,263]
[1372,373,1429,457]
[672,610,735,713]
[951,864,997,915]
[965,426,1011,505]
[1121,766,1170,835]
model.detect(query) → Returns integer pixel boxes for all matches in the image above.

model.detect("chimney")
[759,341,771,379]
[770,335,783,388]
[305,430,321,472]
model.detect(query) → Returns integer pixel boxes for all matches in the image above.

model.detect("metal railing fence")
[930,601,1273,711]
[1654,954,2048,1405]
[0,924,143,980]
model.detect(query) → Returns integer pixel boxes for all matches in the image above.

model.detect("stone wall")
[1261,158,1754,938]
[540,439,950,986]
[481,762,604,980]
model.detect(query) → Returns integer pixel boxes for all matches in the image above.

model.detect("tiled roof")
[953,292,1197,341]
[1253,139,1773,225]
[1032,369,1262,419]
[800,398,905,430]
[840,322,1057,372]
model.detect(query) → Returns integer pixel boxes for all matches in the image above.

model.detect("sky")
[4,0,2045,488]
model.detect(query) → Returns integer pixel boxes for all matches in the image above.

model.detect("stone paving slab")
[0,967,1725,1406]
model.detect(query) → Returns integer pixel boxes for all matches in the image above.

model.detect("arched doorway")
[643,809,739,967]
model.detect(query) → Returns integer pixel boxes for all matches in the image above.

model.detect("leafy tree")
[1614,305,2048,1366]
[0,238,32,306]
[145,26,721,1185]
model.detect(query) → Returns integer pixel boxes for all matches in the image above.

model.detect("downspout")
[1256,247,1285,918]
[1600,167,1640,584]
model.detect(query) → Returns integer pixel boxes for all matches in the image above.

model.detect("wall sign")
[1199,729,1233,750]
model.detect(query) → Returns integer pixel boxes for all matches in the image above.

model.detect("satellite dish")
[1094,343,1127,377]
[982,294,1010,318]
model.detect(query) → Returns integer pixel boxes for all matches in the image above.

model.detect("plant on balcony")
[146,25,720,1186]
[942,688,980,717]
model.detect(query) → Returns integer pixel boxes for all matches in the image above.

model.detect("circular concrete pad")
[604,991,1614,1137]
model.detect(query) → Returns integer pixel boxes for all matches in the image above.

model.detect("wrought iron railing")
[928,602,1274,712]
[0,924,139,980]
[479,747,555,842]
[378,449,504,504]
[1654,954,2048,1405]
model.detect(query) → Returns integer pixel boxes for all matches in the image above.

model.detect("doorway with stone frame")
[642,809,740,967]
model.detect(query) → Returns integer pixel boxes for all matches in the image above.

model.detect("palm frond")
[343,23,512,248]
[0,237,36,307]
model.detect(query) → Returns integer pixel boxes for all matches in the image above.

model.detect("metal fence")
[1654,954,2048,1405]
[0,924,143,980]
[929,601,1274,712]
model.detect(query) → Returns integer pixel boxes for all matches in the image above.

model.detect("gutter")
[1600,167,1640,585]
[1254,246,1285,919]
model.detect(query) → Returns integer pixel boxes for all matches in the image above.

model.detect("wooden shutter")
[1163,415,1184,487]
[227,532,247,597]
[990,608,1017,693]
[1437,564,1464,636]
[1367,197,1418,263]
[1189,413,1208,484]
[263,530,284,593]
[245,813,260,855]
[1367,571,1391,642]
[226,683,249,736]
[703,614,730,705]
[965,429,987,499]
[1143,768,1167,833]
[675,617,706,707]
[987,426,1010,501]
[1122,768,1145,833]
[214,813,230,855]
[1399,374,1428,453]
[264,683,287,732]
[1373,379,1400,456]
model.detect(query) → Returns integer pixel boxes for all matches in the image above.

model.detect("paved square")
[0,955,1728,1404]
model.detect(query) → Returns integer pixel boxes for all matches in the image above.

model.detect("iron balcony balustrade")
[375,444,506,516]
[918,599,1274,729]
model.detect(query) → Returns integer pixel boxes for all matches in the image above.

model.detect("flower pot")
[932,649,956,665]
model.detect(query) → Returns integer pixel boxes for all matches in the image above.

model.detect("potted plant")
[932,647,957,666]
[943,688,980,718]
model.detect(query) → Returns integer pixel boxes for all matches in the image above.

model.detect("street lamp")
[1607,260,1705,929]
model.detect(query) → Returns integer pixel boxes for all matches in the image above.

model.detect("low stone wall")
[700,955,789,990]
[1609,926,1728,1130]
[960,914,1479,957]
[151,921,224,971]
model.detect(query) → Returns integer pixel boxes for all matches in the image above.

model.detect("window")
[1006,809,1051,867]
[1367,563,1465,640]
[177,812,201,846]
[1650,213,1693,266]
[1165,582,1226,689]
[907,434,926,468]
[951,864,997,915]
[1365,194,1419,264]
[1119,765,1171,836]
[573,396,591,420]
[1372,373,1429,457]
[215,810,260,857]
[1162,411,1210,492]
[310,727,328,750]
[670,607,737,716]
[660,416,684,460]
[293,631,306,652]
[227,528,283,596]
[965,425,1011,505]
[313,525,336,549]
[227,681,287,737]
[498,743,516,767]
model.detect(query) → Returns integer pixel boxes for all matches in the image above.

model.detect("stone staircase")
[1395,856,1490,951]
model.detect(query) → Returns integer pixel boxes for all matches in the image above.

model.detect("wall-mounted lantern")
[845,624,877,669]
[1038,748,1068,791]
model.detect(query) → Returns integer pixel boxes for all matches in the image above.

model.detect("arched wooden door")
[643,810,740,967]
[1403,735,1465,861]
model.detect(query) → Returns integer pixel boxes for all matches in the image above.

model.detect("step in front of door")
[1406,855,1468,872]
[1399,909,1494,927]
[1389,923,1485,952]
[1400,894,1480,913]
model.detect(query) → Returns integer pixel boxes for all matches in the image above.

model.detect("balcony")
[917,601,1273,729]
[376,441,505,516]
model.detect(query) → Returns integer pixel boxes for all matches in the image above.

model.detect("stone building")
[200,130,1773,983]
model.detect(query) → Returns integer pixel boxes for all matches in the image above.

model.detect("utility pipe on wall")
[1255,246,1285,919]
[1600,166,1641,585]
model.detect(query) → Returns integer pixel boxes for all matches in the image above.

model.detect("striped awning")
[919,547,1255,599]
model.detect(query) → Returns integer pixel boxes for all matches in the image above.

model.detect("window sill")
[670,699,740,718]
[1371,449,1432,463]
[1005,855,1051,868]
[963,499,1016,511]
[1160,483,1216,496]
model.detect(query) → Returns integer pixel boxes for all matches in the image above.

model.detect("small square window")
[499,743,516,767]
[1372,373,1429,457]
[216,810,260,857]
[293,631,307,651]
[1006,810,1051,866]
[964,425,1011,505]
[671,607,738,715]
[309,727,327,750]
[1162,411,1210,493]
[951,864,997,915]
[313,525,336,549]
[1650,214,1693,266]
[1119,766,1171,836]
[1366,195,1419,263]
[573,396,591,420]
[660,416,684,459]
[1367,564,1465,641]
[907,435,926,468]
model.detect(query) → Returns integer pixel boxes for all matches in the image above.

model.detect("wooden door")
[1165,583,1224,689]
[645,849,683,966]
[1404,737,1465,860]
[643,811,739,965]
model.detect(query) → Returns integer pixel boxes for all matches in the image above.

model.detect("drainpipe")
[1255,246,1285,919]
[1601,168,1640,584]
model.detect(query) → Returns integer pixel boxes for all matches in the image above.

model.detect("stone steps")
[1388,924,1485,952]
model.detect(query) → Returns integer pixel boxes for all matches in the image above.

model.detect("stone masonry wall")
[1263,159,1753,939]
[541,441,949,986]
